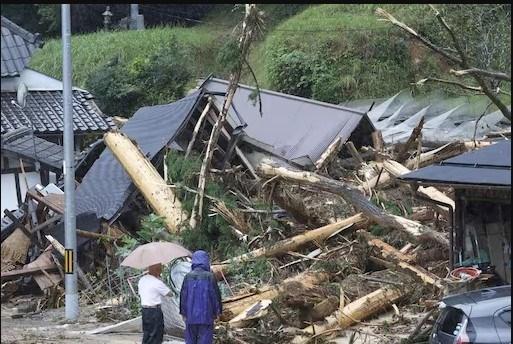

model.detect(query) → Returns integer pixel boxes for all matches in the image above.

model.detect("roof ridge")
[1,16,41,46]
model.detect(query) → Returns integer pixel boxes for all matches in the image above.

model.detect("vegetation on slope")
[29,4,511,117]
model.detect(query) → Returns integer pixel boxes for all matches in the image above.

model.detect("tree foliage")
[85,36,192,117]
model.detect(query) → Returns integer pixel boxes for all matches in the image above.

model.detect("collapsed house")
[1,16,115,213]
[1,67,510,342]
[400,140,511,284]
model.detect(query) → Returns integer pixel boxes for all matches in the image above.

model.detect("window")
[499,309,511,327]
[440,308,466,335]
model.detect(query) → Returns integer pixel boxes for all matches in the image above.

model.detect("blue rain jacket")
[179,250,222,325]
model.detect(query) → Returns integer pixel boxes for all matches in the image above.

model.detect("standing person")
[138,263,173,344]
[180,250,222,344]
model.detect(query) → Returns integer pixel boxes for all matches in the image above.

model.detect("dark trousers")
[185,324,214,344]
[142,307,164,344]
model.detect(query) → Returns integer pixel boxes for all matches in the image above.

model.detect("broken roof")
[1,128,64,171]
[1,16,42,77]
[200,77,373,167]
[399,140,511,189]
[74,90,203,222]
[1,90,115,135]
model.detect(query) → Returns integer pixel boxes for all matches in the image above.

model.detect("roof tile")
[1,90,116,134]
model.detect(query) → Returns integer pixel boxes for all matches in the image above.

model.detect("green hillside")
[29,4,510,116]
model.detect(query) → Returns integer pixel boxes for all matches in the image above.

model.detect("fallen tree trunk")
[104,132,187,232]
[257,163,449,247]
[361,232,445,290]
[218,213,365,266]
[222,272,329,321]
[297,286,408,341]
[405,140,492,169]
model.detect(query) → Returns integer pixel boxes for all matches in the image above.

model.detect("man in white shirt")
[138,263,172,344]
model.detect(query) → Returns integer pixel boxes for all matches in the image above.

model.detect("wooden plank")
[1,265,58,280]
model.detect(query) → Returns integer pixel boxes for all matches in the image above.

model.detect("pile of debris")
[1,76,509,343]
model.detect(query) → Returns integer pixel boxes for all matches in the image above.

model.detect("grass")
[30,4,510,108]
[30,25,225,87]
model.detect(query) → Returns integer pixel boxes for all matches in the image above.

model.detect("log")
[218,213,365,266]
[222,272,329,321]
[257,163,449,247]
[382,159,455,214]
[360,232,416,263]
[185,99,212,158]
[372,131,385,161]
[395,116,425,162]
[405,141,466,169]
[104,132,186,232]
[315,137,343,171]
[361,232,445,290]
[298,286,408,340]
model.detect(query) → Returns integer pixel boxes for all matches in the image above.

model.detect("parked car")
[430,285,511,344]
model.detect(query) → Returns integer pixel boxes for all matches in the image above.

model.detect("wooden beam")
[1,265,58,281]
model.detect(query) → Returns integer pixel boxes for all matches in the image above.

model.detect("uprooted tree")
[376,5,511,121]
[189,4,265,229]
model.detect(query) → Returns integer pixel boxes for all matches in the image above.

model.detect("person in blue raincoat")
[180,250,222,344]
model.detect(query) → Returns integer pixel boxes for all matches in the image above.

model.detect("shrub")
[85,36,192,117]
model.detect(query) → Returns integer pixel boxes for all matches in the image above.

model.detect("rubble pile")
[1,80,510,343]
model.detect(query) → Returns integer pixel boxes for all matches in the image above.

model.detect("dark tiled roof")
[1,90,115,135]
[1,128,64,171]
[399,140,511,188]
[1,16,42,77]
[74,90,202,223]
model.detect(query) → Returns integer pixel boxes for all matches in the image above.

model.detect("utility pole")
[61,4,79,321]
[130,4,144,30]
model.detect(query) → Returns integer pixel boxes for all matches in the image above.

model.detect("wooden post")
[104,132,187,232]
[185,99,212,158]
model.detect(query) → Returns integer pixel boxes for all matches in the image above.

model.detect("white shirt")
[138,275,171,307]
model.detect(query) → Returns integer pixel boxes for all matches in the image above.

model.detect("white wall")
[1,168,57,212]
[1,69,63,92]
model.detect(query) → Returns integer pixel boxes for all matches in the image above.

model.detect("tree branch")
[429,5,511,121]
[375,8,462,64]
[377,6,511,121]
[414,78,483,92]
[450,68,511,82]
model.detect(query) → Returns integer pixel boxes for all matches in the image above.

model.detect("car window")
[498,309,511,327]
[440,308,466,335]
